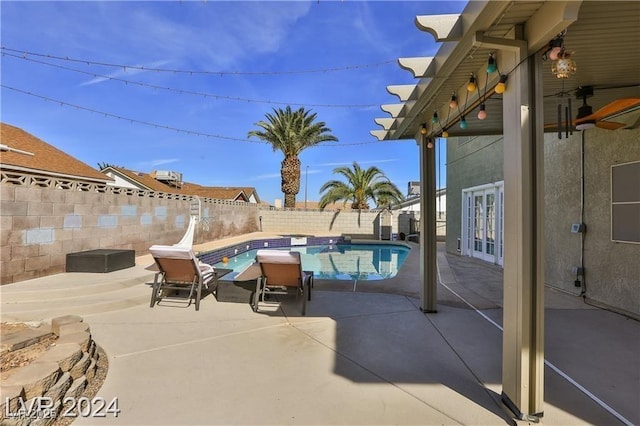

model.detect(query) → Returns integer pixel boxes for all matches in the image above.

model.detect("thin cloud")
[80,60,172,86]
[135,158,180,169]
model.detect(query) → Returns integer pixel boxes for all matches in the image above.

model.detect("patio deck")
[1,233,637,425]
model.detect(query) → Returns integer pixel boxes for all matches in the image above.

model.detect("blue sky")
[1,1,464,204]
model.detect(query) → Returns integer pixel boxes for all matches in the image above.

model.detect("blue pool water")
[214,244,410,281]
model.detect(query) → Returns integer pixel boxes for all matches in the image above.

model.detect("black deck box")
[66,249,135,273]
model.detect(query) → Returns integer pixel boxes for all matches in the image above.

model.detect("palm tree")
[248,106,338,208]
[319,161,404,210]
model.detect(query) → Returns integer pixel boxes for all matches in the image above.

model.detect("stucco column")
[500,41,546,419]
[419,136,437,312]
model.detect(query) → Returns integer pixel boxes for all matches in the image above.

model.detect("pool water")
[214,244,410,281]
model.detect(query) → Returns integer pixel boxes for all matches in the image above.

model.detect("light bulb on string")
[495,74,507,94]
[442,130,449,138]
[467,74,477,92]
[449,93,458,109]
[432,112,439,124]
[459,116,468,129]
[487,54,497,73]
[420,123,428,135]
[427,138,434,149]
[477,103,487,120]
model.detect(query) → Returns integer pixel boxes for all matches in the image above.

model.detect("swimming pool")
[214,244,410,281]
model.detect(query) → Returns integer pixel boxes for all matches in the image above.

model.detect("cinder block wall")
[0,185,259,284]
[258,208,398,239]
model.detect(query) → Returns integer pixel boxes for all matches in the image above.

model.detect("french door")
[462,183,504,266]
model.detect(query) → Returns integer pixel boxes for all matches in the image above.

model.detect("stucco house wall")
[446,129,639,318]
[445,135,504,253]
[544,127,640,317]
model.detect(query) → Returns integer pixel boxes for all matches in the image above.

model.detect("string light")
[1,84,398,147]
[477,103,487,120]
[431,112,439,124]
[487,54,497,74]
[459,116,468,129]
[449,93,458,109]
[495,74,508,94]
[1,46,396,76]
[467,74,477,92]
[2,52,377,109]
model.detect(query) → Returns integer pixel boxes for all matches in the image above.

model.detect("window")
[611,161,640,243]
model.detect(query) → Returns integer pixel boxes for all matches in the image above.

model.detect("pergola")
[372,1,640,421]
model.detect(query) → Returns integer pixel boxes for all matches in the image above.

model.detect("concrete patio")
[1,235,638,425]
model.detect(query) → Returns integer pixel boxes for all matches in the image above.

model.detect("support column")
[419,136,437,312]
[500,37,545,420]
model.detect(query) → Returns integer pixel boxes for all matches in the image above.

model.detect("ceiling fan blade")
[583,98,640,122]
[596,121,626,130]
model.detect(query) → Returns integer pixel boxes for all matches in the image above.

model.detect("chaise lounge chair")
[252,250,312,315]
[148,245,219,311]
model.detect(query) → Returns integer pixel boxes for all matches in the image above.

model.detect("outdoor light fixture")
[487,54,497,73]
[494,74,507,94]
[552,51,577,79]
[432,112,439,124]
[442,130,449,138]
[467,74,477,92]
[449,93,458,109]
[477,104,487,120]
[459,116,468,129]
[421,123,428,135]
[427,138,434,149]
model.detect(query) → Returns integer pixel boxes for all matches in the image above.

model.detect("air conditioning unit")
[153,170,183,187]
[408,181,420,196]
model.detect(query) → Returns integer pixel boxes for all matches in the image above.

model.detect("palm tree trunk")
[281,155,301,208]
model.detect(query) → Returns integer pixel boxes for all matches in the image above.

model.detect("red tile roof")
[104,166,259,202]
[0,123,111,182]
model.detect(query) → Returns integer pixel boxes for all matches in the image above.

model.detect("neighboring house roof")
[0,123,111,183]
[102,166,260,203]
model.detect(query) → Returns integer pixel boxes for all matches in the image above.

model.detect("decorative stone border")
[0,315,102,425]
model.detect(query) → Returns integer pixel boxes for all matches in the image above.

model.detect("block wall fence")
[0,182,259,284]
[257,208,401,239]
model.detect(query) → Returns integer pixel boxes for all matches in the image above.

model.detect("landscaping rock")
[56,331,92,352]
[34,343,82,372]
[43,372,72,402]
[64,376,87,400]
[56,322,90,337]
[0,385,26,421]
[2,362,61,400]
[69,352,90,380]
[50,315,83,337]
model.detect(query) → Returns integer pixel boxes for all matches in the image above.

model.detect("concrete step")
[0,283,154,323]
